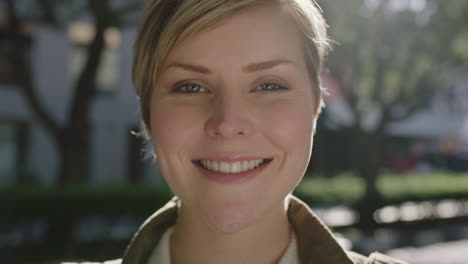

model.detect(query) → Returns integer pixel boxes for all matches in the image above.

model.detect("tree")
[318,0,468,229]
[3,0,142,184]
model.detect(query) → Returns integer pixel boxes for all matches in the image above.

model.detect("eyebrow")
[163,59,295,74]
[242,59,295,72]
[164,62,212,74]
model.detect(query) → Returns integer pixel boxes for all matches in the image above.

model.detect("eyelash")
[171,82,288,94]
[171,83,209,94]
[253,83,288,92]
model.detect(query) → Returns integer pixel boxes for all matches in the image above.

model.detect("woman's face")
[150,4,317,233]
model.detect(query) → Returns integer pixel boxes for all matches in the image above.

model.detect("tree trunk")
[57,18,106,184]
[357,162,381,233]
[57,128,90,184]
[354,130,385,233]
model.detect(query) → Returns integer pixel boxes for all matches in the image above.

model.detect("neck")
[170,200,292,264]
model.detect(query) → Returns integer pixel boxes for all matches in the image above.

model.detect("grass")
[377,171,468,200]
[295,172,365,205]
[295,171,468,206]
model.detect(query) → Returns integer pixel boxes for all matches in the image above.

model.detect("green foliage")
[295,173,365,205]
[295,172,468,207]
[315,0,468,202]
[377,172,468,201]
[0,183,173,219]
[321,0,468,115]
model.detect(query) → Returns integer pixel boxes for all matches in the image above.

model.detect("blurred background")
[0,0,467,263]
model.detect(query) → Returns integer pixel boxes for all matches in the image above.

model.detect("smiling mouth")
[194,159,273,174]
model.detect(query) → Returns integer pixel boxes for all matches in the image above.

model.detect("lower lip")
[194,160,272,184]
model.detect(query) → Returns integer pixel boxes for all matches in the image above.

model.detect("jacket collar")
[287,196,355,263]
[122,195,355,264]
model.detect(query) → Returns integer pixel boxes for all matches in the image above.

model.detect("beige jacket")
[71,196,407,264]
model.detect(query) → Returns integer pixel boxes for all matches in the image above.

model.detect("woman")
[75,0,406,263]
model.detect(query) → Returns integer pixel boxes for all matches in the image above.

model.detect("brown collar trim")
[122,196,179,264]
[288,196,355,264]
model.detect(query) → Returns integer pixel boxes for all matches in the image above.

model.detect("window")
[68,21,121,93]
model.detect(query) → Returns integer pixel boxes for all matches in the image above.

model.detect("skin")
[150,3,318,264]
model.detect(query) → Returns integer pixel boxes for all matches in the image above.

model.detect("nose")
[205,95,254,138]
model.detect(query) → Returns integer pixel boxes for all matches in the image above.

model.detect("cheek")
[259,99,315,196]
[149,103,205,198]
[150,103,200,155]
[262,100,315,152]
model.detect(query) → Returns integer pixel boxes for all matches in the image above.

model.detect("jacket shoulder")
[348,251,408,264]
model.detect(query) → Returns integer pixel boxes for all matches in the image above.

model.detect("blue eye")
[171,83,209,94]
[253,83,288,92]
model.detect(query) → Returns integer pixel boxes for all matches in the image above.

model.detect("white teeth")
[231,161,241,173]
[220,162,230,173]
[199,159,266,173]
[212,161,219,171]
[242,161,249,171]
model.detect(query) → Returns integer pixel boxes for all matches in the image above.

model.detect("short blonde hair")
[132,0,330,137]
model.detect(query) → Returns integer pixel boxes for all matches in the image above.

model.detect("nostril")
[205,119,253,138]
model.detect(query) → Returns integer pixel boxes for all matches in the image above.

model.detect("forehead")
[163,3,307,69]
